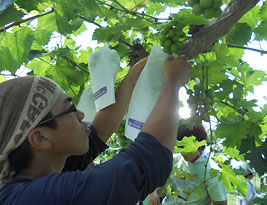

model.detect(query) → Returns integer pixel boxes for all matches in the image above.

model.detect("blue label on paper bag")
[128,118,144,130]
[93,86,107,100]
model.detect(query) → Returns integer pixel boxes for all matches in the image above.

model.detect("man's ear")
[197,147,203,155]
[27,128,52,150]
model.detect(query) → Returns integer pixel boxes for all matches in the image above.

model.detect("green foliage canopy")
[0,0,266,198]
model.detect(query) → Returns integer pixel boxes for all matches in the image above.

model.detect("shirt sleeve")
[10,132,173,205]
[62,124,108,171]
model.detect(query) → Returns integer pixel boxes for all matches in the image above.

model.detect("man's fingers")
[167,55,174,61]
[138,57,148,64]
[132,57,148,70]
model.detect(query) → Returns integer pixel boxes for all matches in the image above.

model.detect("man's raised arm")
[141,56,190,152]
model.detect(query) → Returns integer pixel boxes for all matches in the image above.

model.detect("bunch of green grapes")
[187,84,215,125]
[159,17,187,55]
[188,0,223,19]
[116,119,132,148]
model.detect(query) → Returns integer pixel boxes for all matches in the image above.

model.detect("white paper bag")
[125,45,168,140]
[88,47,120,111]
[77,86,96,124]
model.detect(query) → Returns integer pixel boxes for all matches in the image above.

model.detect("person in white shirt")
[148,123,228,205]
[236,172,257,205]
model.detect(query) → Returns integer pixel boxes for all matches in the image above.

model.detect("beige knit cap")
[0,76,62,188]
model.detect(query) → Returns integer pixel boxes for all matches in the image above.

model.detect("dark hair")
[244,172,253,178]
[8,112,57,174]
[177,123,207,151]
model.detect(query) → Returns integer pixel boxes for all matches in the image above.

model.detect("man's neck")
[15,154,67,180]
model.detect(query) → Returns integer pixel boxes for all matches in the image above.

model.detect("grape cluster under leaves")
[187,84,215,125]
[116,119,132,148]
[188,0,223,19]
[159,17,187,55]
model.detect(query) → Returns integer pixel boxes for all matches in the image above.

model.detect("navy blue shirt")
[0,128,172,205]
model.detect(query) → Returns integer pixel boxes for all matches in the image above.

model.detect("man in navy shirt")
[0,56,190,204]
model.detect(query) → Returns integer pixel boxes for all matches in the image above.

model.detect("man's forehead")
[51,92,69,110]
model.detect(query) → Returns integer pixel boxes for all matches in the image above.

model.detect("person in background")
[148,122,228,205]
[236,171,257,205]
[0,56,190,204]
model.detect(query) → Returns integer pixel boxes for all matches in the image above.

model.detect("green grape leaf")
[0,28,34,73]
[54,0,83,35]
[80,0,119,20]
[179,13,207,25]
[247,122,262,140]
[215,121,248,147]
[239,5,261,28]
[232,83,244,101]
[72,22,87,37]
[215,79,234,101]
[32,12,57,49]
[28,50,46,61]
[214,43,239,67]
[223,55,239,67]
[208,71,228,85]
[231,63,267,92]
[239,136,255,154]
[15,0,47,11]
[245,140,267,176]
[0,75,5,82]
[174,136,206,154]
[219,164,247,195]
[219,169,232,191]
[124,18,151,30]
[209,168,220,178]
[247,104,267,123]
[208,61,228,84]
[46,57,88,91]
[223,146,245,161]
[214,42,229,59]
[117,0,172,10]
[244,70,267,92]
[42,47,72,58]
[254,21,267,40]
[93,17,151,43]
[228,47,244,60]
[27,57,51,76]
[78,0,99,20]
[146,2,165,16]
[78,48,92,64]
[149,0,182,4]
[0,4,24,28]
[227,174,247,196]
[71,84,85,105]
[259,120,267,139]
[112,43,129,59]
[220,115,243,124]
[227,23,252,45]
[236,99,257,109]
[93,27,122,43]
[259,1,267,21]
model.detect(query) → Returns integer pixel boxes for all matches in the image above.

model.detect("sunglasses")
[37,103,77,127]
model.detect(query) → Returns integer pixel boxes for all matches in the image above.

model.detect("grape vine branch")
[180,0,260,59]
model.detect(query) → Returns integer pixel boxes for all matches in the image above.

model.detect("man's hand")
[148,188,161,205]
[141,55,190,152]
[163,55,190,87]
